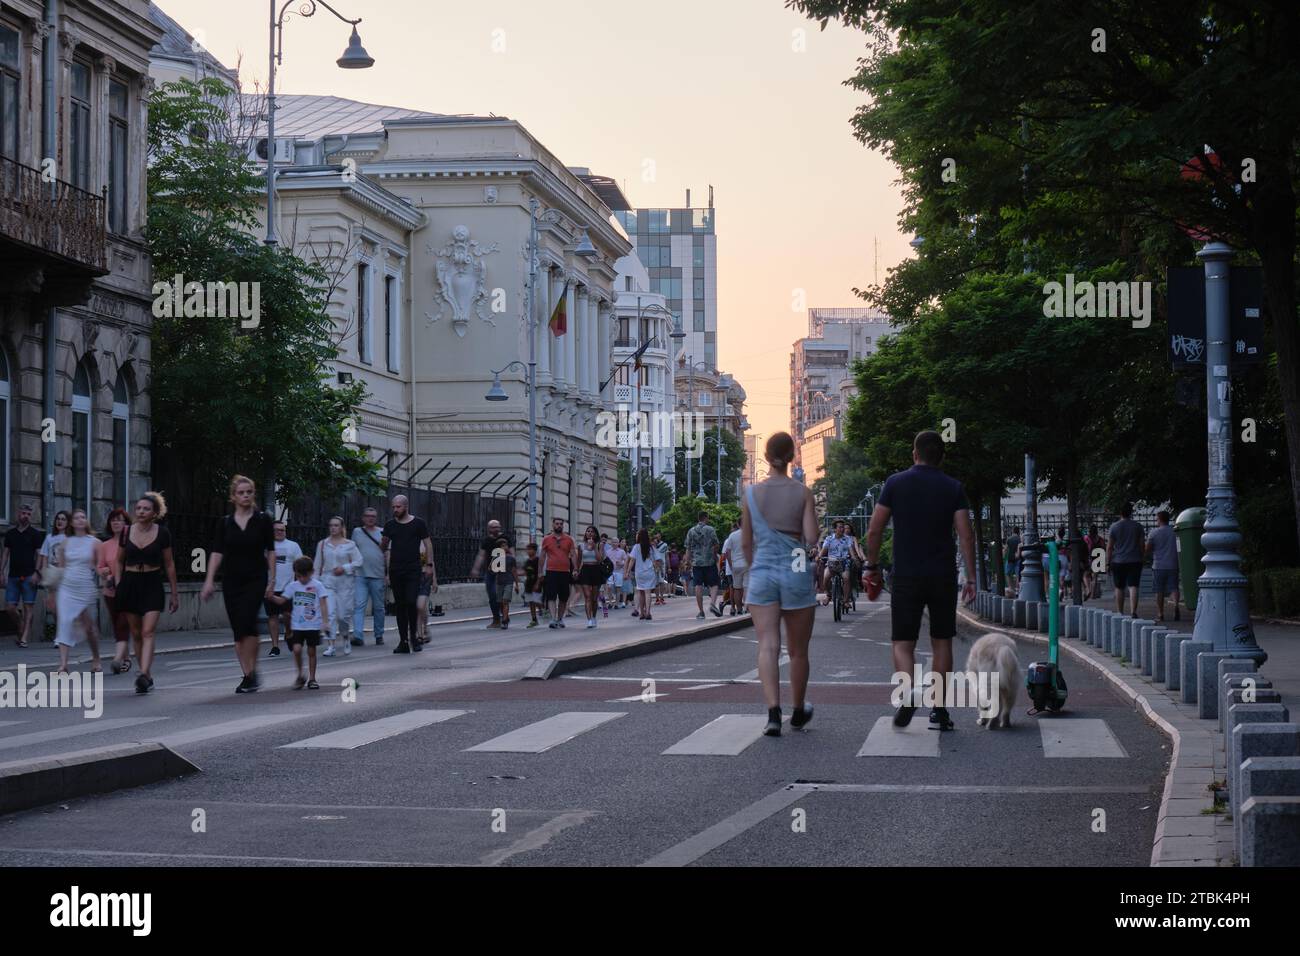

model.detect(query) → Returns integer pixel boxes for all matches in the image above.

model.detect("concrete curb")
[958,607,1223,868]
[0,741,200,817]
[525,613,755,679]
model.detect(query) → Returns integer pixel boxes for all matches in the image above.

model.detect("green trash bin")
[1174,507,1206,611]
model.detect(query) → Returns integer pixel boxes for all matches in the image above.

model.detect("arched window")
[0,349,9,521]
[72,361,92,514]
[112,371,130,507]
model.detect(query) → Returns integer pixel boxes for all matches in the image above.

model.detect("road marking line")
[479,810,598,866]
[856,715,940,757]
[0,721,25,729]
[465,712,626,753]
[639,779,1151,867]
[681,683,728,691]
[663,714,772,756]
[640,787,806,867]
[149,713,313,749]
[606,694,670,702]
[280,710,468,750]
[0,846,438,866]
[1039,718,1129,758]
[733,654,788,682]
[0,716,169,753]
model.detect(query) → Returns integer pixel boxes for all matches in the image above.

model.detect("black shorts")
[692,565,720,588]
[577,564,604,587]
[1112,562,1143,590]
[287,628,322,648]
[115,569,165,615]
[890,573,958,643]
[265,592,288,617]
[543,569,571,603]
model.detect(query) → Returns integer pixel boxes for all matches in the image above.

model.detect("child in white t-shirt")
[276,556,331,690]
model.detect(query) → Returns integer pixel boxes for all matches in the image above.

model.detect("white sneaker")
[586,618,596,629]
[322,646,336,657]
[343,643,352,656]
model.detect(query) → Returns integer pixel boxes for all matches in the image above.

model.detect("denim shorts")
[6,575,37,605]
[746,562,817,610]
[1153,568,1179,596]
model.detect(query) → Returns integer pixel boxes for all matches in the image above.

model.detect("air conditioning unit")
[248,137,295,164]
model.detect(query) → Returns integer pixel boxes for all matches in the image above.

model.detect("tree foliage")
[146,78,383,507]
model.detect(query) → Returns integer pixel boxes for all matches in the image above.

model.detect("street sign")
[1167,265,1265,368]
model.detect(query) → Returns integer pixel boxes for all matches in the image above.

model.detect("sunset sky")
[161,0,912,442]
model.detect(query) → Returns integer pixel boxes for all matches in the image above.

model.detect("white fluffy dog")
[965,633,1021,728]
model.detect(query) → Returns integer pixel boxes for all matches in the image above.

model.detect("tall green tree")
[147,78,382,508]
[790,0,1300,551]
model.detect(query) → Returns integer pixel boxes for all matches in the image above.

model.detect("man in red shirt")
[540,517,578,629]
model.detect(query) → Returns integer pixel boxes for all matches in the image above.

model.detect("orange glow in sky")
[162,0,912,442]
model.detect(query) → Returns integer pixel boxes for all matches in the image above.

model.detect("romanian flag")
[549,280,570,336]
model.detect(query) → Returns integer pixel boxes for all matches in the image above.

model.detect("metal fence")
[165,488,513,584]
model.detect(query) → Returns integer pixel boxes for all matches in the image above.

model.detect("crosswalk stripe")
[151,713,313,749]
[856,715,940,757]
[1039,718,1128,758]
[465,712,625,753]
[0,716,168,753]
[280,710,468,750]
[663,714,771,756]
[0,721,24,729]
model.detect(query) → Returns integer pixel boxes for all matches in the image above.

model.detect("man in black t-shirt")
[382,495,435,654]
[3,503,45,647]
[864,431,977,731]
[470,518,506,629]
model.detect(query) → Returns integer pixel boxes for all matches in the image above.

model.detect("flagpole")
[526,198,539,544]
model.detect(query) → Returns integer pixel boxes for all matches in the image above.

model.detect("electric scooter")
[1025,539,1068,713]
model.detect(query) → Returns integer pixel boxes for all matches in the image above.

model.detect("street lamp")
[713,374,732,505]
[604,299,673,534]
[486,356,535,542]
[265,0,374,247]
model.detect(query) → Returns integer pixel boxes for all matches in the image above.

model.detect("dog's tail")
[995,643,1022,684]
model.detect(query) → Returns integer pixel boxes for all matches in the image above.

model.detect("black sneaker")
[893,705,917,728]
[393,642,410,654]
[375,637,385,646]
[763,707,783,737]
[294,674,307,690]
[307,680,320,690]
[350,638,364,647]
[548,621,559,629]
[929,707,954,731]
[791,702,814,729]
[235,675,253,694]
[269,645,280,657]
[710,604,723,617]
[134,673,150,695]
[411,639,423,652]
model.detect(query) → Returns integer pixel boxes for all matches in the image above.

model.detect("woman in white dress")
[53,509,103,673]
[626,529,660,621]
[315,516,362,656]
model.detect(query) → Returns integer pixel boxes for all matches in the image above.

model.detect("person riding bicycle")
[819,520,854,602]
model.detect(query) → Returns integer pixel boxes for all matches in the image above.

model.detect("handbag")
[600,557,614,582]
[40,565,63,590]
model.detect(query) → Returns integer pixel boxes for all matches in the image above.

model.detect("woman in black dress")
[200,475,276,693]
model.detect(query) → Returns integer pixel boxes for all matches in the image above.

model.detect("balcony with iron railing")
[0,154,108,292]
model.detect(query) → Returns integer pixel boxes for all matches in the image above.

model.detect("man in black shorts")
[863,430,977,731]
[539,517,577,628]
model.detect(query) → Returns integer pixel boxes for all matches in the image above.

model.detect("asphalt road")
[0,593,1170,866]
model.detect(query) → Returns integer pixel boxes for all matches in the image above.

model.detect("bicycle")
[829,559,845,622]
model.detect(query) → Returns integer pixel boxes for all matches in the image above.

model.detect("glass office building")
[614,205,718,369]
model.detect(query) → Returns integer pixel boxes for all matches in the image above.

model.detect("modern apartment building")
[613,188,717,370]
[790,307,895,469]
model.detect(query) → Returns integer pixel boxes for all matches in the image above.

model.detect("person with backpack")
[351,508,387,645]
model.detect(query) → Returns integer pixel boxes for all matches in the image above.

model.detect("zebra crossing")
[0,706,1135,761]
